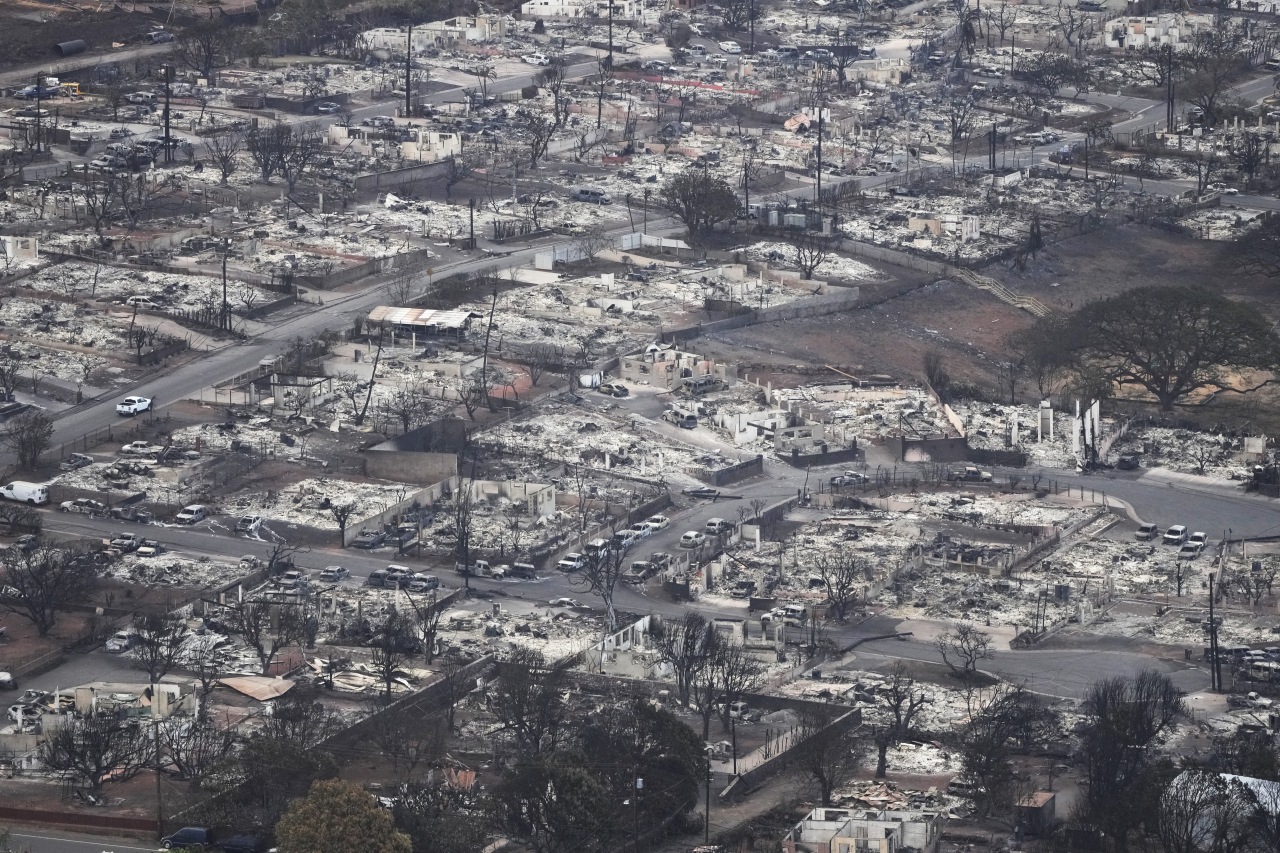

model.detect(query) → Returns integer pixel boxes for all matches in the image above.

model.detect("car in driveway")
[319,566,350,582]
[1163,525,1189,545]
[59,453,94,471]
[719,40,741,53]
[1117,454,1140,470]
[316,101,342,114]
[60,498,106,515]
[680,530,707,548]
[121,440,163,456]
[236,515,262,535]
[353,529,387,549]
[1179,540,1204,560]
[116,396,152,416]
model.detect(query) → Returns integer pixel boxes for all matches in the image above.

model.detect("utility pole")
[1208,571,1222,692]
[1166,43,1174,132]
[468,198,475,249]
[607,0,614,71]
[221,238,229,331]
[750,0,756,52]
[406,23,414,118]
[163,65,172,164]
[815,107,823,206]
[153,714,163,840]
[33,74,42,157]
[643,188,649,234]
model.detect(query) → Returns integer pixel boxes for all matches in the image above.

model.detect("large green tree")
[1056,286,1280,410]
[276,779,411,853]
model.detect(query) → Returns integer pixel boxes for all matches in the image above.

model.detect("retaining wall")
[690,454,764,487]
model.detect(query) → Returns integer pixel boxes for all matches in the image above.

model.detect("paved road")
[5,828,162,853]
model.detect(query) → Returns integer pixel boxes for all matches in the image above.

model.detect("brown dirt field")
[699,278,1032,391]
[0,610,93,670]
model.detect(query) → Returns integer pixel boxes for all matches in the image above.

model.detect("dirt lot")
[697,224,1280,431]
[0,6,157,71]
[700,277,1030,391]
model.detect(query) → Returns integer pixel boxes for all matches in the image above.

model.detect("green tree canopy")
[1052,285,1280,410]
[276,779,411,853]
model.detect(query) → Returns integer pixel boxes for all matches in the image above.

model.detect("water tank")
[54,40,87,57]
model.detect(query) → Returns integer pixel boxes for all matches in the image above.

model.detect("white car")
[549,597,584,608]
[524,52,551,65]
[680,530,707,548]
[236,515,262,535]
[557,552,585,571]
[628,522,653,539]
[116,396,152,416]
[719,40,741,54]
[315,101,342,114]
[120,440,163,455]
[175,504,208,524]
[645,514,670,531]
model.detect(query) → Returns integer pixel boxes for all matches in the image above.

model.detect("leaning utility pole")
[163,65,173,164]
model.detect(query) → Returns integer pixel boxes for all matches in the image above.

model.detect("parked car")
[110,533,144,551]
[1179,541,1204,560]
[220,836,264,853]
[135,541,165,558]
[353,529,387,549]
[682,486,721,499]
[572,187,612,204]
[116,396,152,416]
[524,52,551,65]
[829,474,866,487]
[719,40,742,53]
[549,597,584,608]
[705,518,733,535]
[1117,454,1140,470]
[1188,531,1208,549]
[1135,522,1160,541]
[109,127,134,139]
[315,101,342,114]
[0,482,48,505]
[125,295,160,309]
[557,552,585,571]
[120,440,163,455]
[175,504,208,524]
[236,515,262,535]
[319,566,350,582]
[624,561,658,583]
[162,827,212,849]
[679,530,707,548]
[277,570,310,590]
[59,453,94,471]
[90,155,128,171]
[1163,525,1189,545]
[7,703,36,723]
[645,514,670,531]
[0,672,15,690]
[105,630,139,653]
[629,522,653,539]
[406,573,440,592]
[60,498,105,514]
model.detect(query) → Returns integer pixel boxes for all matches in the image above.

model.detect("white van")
[0,482,48,505]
